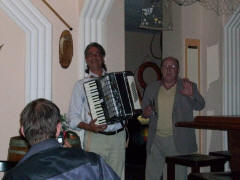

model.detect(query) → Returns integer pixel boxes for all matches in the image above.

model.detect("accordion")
[84,71,142,125]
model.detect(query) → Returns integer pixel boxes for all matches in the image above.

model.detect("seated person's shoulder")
[3,147,104,180]
[63,147,101,164]
[45,147,101,166]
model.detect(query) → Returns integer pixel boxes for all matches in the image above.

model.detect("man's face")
[85,46,104,72]
[161,58,179,83]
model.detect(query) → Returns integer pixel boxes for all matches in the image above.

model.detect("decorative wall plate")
[59,30,73,68]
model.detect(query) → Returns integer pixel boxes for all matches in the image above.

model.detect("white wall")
[179,3,229,154]
[0,7,25,161]
[106,0,125,72]
[31,0,81,114]
[163,2,182,68]
[163,2,226,154]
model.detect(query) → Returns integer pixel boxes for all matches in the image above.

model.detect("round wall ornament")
[59,30,73,68]
[138,61,161,89]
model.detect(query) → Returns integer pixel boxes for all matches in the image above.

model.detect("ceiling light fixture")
[172,0,240,15]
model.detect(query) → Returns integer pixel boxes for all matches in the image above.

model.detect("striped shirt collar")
[88,70,106,78]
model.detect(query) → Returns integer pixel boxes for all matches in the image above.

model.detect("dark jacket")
[142,78,205,154]
[3,139,120,180]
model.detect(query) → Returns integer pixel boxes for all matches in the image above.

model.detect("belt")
[98,127,125,135]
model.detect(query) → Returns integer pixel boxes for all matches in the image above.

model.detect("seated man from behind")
[3,98,120,180]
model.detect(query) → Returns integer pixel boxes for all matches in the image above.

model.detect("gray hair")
[20,98,61,146]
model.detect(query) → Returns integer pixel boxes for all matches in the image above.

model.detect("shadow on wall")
[204,78,223,153]
[205,78,222,115]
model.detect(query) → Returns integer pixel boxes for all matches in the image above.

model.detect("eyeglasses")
[161,64,178,70]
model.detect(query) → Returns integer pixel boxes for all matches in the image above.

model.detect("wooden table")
[176,116,240,172]
[188,171,240,180]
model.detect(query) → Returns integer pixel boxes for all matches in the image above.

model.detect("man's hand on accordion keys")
[88,119,107,133]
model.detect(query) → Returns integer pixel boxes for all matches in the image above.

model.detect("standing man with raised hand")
[68,42,126,178]
[142,57,205,180]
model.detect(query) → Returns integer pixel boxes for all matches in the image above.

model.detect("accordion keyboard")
[84,80,107,125]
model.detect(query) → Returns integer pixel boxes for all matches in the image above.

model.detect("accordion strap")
[121,120,130,148]
[120,119,127,129]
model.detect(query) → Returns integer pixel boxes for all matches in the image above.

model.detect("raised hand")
[180,78,193,97]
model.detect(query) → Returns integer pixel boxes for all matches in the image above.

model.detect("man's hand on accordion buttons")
[89,119,107,132]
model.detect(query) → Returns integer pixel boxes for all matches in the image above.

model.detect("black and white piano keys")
[84,81,106,125]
